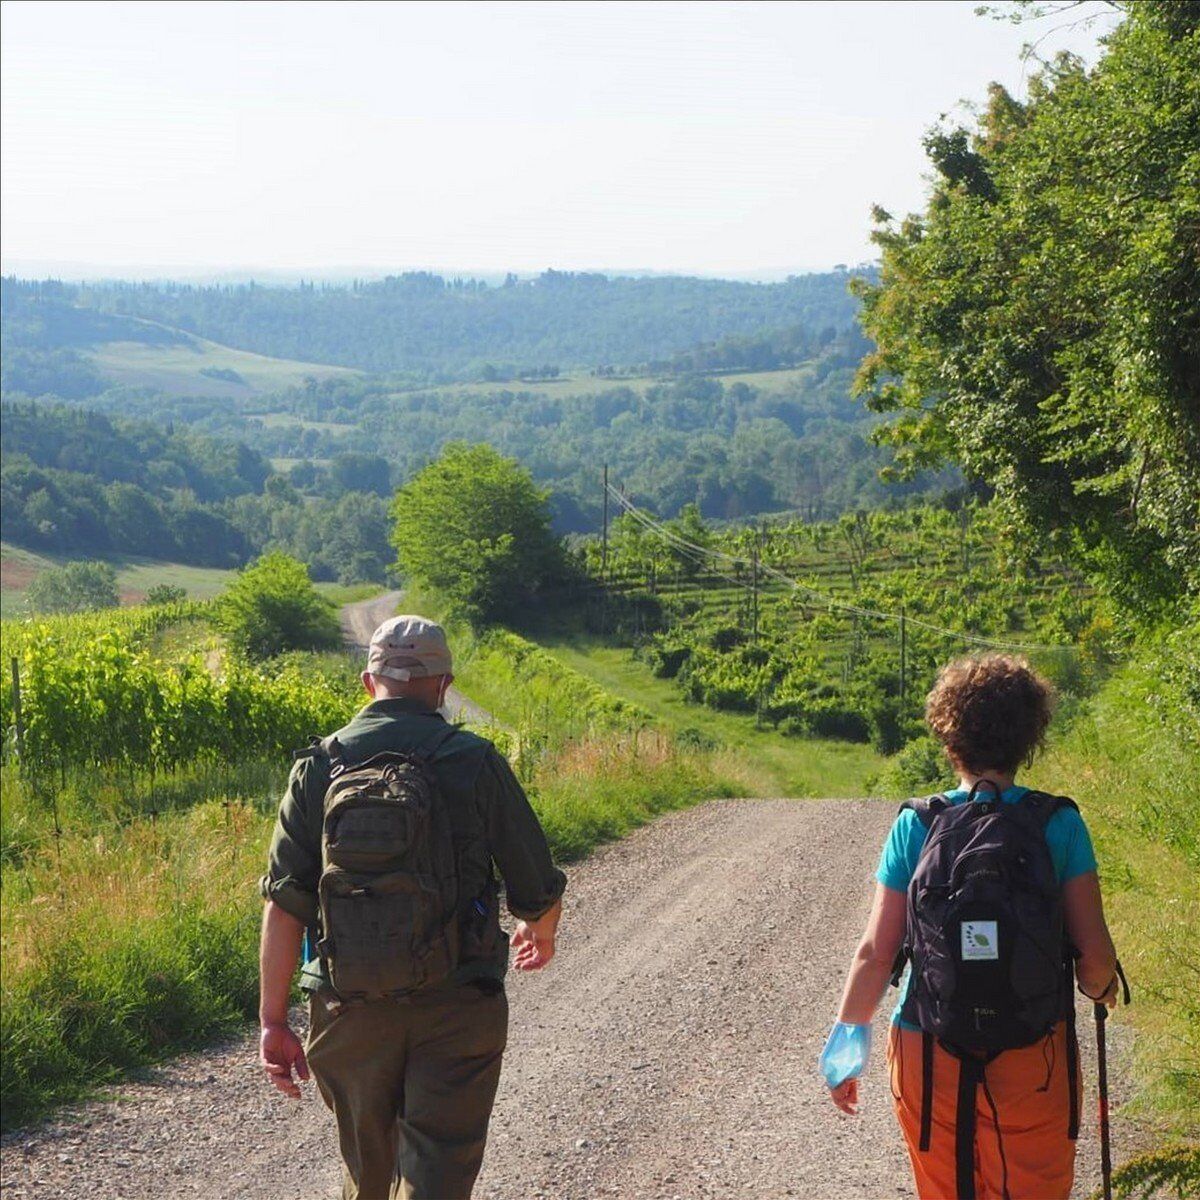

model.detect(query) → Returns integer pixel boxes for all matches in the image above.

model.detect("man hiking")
[258,614,566,1200]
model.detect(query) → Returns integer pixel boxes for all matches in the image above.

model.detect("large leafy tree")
[390,443,564,624]
[853,2,1199,618]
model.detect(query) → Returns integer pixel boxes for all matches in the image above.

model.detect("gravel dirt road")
[0,798,1140,1200]
[339,591,495,727]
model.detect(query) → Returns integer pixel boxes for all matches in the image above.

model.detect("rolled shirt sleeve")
[480,749,567,920]
[259,755,327,926]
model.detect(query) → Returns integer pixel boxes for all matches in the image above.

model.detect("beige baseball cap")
[367,615,453,682]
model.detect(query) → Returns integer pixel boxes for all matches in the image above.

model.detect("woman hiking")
[823,654,1120,1200]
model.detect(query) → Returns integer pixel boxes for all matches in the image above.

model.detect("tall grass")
[1,799,269,1130]
[528,730,740,861]
[1029,643,1200,1136]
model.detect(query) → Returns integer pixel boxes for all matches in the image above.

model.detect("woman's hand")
[829,1077,860,1116]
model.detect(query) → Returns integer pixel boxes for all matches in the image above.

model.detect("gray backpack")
[314,731,460,1000]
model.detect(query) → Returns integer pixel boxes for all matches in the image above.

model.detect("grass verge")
[506,630,882,797]
[1028,652,1200,1140]
[1,798,269,1130]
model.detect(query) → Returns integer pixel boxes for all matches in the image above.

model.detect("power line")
[606,486,1077,655]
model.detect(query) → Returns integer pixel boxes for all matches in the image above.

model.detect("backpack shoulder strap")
[899,793,950,829]
[324,735,346,767]
[291,734,346,781]
[1016,788,1078,830]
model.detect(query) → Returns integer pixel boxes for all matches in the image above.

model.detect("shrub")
[866,696,910,756]
[145,583,188,606]
[26,561,119,614]
[806,701,870,742]
[214,552,340,659]
[871,735,951,796]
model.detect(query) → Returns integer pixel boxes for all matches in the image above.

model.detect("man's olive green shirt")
[260,697,566,986]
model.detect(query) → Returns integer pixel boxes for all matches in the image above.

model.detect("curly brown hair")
[925,654,1056,775]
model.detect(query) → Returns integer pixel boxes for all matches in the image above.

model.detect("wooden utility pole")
[10,657,25,761]
[751,547,759,644]
[601,464,609,585]
[600,464,610,634]
[899,604,907,704]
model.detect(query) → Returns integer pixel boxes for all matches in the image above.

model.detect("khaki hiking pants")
[306,983,508,1200]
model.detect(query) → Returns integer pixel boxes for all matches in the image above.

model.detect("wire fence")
[605,483,1079,656]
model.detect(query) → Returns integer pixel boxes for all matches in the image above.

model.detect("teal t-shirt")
[877,784,1098,1028]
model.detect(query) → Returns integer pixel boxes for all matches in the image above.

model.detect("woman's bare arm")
[1063,870,1118,1002]
[826,883,906,1115]
[837,882,907,1024]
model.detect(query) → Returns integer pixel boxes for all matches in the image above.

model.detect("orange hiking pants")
[887,1023,1081,1200]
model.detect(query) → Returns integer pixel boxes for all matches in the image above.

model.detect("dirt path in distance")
[339,590,496,726]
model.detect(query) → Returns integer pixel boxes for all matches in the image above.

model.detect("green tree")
[145,583,187,606]
[666,503,712,581]
[390,443,564,624]
[853,3,1200,617]
[25,561,119,614]
[329,452,392,498]
[215,552,340,659]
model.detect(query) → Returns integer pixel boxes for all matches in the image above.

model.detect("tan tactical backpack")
[314,731,460,999]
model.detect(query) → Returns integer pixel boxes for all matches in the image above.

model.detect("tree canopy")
[25,561,120,615]
[214,552,341,658]
[853,2,1199,617]
[390,443,564,624]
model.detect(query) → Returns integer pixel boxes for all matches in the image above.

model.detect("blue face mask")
[819,1021,872,1087]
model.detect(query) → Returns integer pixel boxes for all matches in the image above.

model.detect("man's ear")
[361,672,376,698]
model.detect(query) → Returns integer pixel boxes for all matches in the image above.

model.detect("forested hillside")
[173,358,950,529]
[1,403,391,579]
[1,268,955,552]
[5,269,866,377]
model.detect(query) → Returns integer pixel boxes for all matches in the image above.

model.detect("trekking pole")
[1091,961,1130,1200]
[1094,1000,1112,1200]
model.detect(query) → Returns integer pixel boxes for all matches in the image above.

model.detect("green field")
[0,542,236,618]
[86,327,357,398]
[0,542,385,619]
[373,363,815,403]
[522,632,881,797]
[253,411,357,433]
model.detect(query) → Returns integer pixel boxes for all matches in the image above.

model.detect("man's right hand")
[260,1022,310,1099]
[511,898,562,971]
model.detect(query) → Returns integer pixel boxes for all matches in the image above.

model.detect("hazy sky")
[1,0,1120,279]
